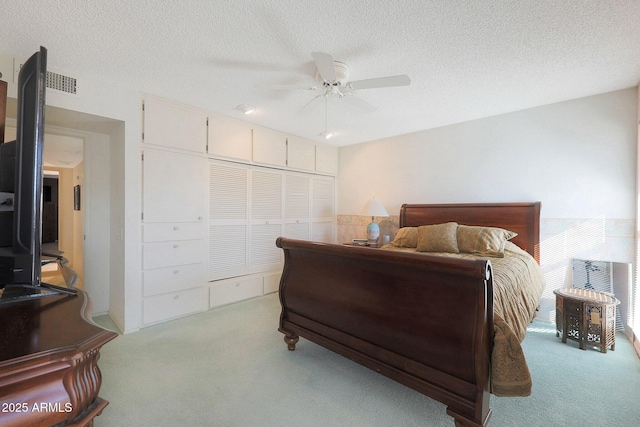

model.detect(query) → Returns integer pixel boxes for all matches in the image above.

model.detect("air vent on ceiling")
[14,57,80,97]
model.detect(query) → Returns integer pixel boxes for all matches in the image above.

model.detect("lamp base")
[366,221,380,245]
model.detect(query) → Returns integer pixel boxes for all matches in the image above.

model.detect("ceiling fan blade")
[256,84,318,91]
[347,74,411,90]
[299,93,326,114]
[340,93,377,113]
[311,52,337,82]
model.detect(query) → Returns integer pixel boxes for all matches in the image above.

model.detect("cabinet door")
[143,287,208,325]
[209,161,249,280]
[209,276,263,309]
[283,173,311,240]
[208,116,252,161]
[142,149,207,223]
[315,143,339,175]
[249,169,283,271]
[253,127,287,167]
[287,136,315,171]
[143,97,207,153]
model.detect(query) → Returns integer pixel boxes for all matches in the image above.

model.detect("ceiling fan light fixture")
[236,104,256,115]
[320,131,334,140]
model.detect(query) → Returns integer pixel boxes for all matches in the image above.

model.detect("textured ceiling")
[2,0,640,147]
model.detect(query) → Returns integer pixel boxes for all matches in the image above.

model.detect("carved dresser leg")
[284,334,299,351]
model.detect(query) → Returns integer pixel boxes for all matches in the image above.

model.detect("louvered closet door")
[284,173,311,240]
[311,176,336,243]
[209,161,249,280]
[250,169,283,272]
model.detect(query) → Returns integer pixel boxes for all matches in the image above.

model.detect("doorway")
[42,175,59,244]
[5,96,124,318]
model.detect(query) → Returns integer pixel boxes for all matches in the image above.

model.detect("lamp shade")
[361,197,389,217]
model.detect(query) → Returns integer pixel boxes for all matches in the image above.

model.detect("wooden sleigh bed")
[276,202,544,427]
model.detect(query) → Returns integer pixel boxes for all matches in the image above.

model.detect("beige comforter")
[381,241,545,397]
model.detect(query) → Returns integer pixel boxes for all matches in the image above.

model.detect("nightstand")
[553,287,620,353]
[343,242,382,248]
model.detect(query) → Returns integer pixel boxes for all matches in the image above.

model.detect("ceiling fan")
[261,52,411,114]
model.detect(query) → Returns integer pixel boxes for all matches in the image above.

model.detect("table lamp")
[361,197,389,244]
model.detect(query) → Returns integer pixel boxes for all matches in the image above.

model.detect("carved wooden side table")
[554,287,620,353]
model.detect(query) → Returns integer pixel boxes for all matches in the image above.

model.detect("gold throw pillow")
[457,225,518,257]
[416,222,459,253]
[391,227,418,248]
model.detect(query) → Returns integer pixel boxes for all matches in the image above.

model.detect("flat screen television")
[0,46,76,300]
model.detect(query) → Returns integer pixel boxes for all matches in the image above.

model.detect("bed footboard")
[276,237,495,427]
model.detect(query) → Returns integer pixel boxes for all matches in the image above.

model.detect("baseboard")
[634,332,640,359]
[92,311,124,335]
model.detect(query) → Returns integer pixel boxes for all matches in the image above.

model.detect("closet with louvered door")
[207,160,266,308]
[249,169,283,273]
[284,173,311,240]
[208,160,249,281]
[208,161,282,307]
[139,94,340,327]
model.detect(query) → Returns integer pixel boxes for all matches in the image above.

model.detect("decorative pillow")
[390,227,418,248]
[457,225,518,257]
[416,222,459,253]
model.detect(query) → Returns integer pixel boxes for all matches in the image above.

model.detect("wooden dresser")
[0,290,117,426]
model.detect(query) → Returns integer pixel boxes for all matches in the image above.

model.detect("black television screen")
[0,46,47,288]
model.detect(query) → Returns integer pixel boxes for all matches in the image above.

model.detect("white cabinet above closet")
[143,95,207,153]
[208,115,253,162]
[287,135,316,172]
[252,127,287,167]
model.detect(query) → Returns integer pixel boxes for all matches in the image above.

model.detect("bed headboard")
[399,202,541,263]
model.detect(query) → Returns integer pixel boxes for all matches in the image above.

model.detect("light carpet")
[93,293,640,427]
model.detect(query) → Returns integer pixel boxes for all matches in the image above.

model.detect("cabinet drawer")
[143,263,206,297]
[143,287,208,325]
[143,239,205,269]
[209,276,263,309]
[143,222,205,243]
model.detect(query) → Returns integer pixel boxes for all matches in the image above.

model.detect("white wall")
[83,133,111,313]
[339,88,637,219]
[338,88,637,322]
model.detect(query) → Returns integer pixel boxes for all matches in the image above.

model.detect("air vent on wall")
[46,70,77,95]
[14,57,80,97]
